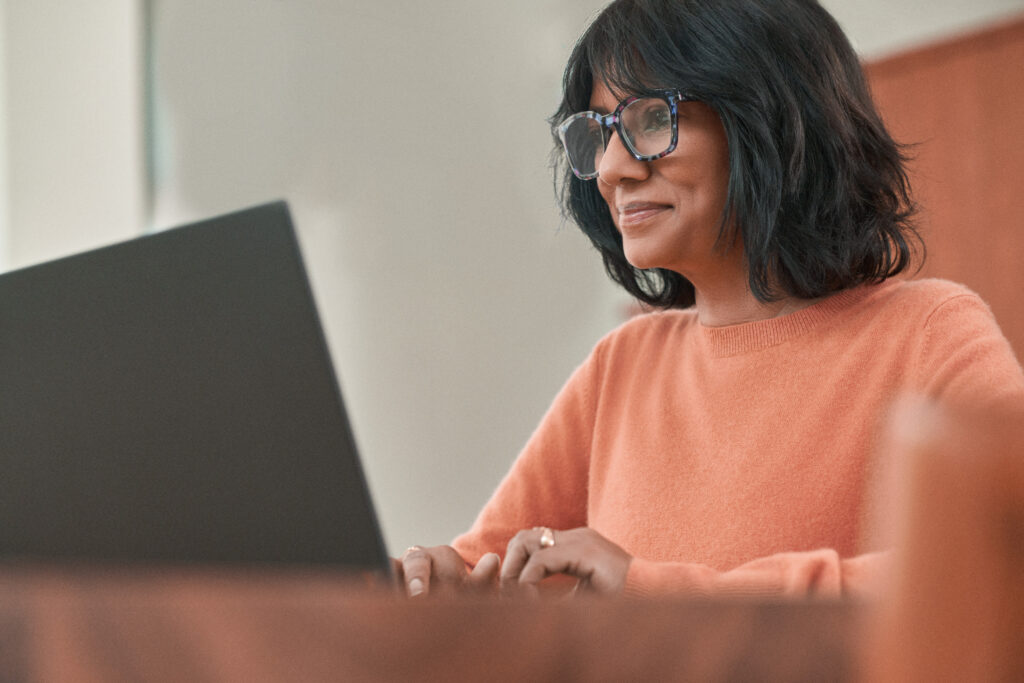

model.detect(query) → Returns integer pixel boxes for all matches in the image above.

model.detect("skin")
[594,85,739,297]
[590,82,819,327]
[398,81,823,598]
[499,527,632,597]
[395,545,500,597]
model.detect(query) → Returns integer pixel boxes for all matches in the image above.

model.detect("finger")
[401,546,431,597]
[467,552,501,593]
[469,552,501,582]
[518,546,575,586]
[500,529,543,584]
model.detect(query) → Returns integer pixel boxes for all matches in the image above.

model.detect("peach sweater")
[452,279,1024,598]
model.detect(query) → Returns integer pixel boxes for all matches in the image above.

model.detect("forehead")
[587,81,629,114]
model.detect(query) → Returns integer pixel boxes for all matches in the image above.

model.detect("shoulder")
[858,277,993,325]
[594,307,699,353]
[882,277,982,304]
[569,308,701,380]
[881,280,1024,401]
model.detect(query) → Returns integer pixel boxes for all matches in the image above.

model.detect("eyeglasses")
[557,90,692,180]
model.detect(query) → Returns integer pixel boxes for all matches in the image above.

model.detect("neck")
[670,234,821,327]
[694,287,820,327]
[689,268,821,327]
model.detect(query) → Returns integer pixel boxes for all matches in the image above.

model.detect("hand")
[500,527,632,597]
[394,545,501,598]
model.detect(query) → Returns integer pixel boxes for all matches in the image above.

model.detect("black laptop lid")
[0,201,389,573]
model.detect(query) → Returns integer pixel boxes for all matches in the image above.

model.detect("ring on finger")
[539,527,555,548]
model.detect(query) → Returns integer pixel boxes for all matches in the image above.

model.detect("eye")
[623,98,672,137]
[641,107,671,133]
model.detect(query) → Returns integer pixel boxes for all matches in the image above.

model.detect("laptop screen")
[0,201,390,573]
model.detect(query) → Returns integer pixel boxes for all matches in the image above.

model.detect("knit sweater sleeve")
[450,344,601,567]
[624,549,891,600]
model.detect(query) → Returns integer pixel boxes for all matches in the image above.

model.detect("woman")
[398,0,1024,598]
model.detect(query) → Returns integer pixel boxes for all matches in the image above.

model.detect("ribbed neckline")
[698,280,896,358]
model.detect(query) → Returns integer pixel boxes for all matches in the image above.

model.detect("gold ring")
[539,527,555,548]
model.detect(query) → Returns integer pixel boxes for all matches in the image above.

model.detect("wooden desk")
[0,570,858,682]
[3,402,1019,681]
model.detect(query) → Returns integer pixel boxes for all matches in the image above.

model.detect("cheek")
[707,137,731,203]
[597,183,618,222]
[702,160,729,202]
[711,145,730,191]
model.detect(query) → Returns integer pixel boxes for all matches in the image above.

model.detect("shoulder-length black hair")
[551,0,920,308]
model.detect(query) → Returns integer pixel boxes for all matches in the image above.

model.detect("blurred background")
[0,0,1021,554]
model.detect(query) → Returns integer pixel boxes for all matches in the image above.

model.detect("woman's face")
[591,82,734,281]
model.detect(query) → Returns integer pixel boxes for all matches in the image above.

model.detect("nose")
[597,129,651,186]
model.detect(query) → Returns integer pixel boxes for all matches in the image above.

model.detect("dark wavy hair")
[551,0,921,308]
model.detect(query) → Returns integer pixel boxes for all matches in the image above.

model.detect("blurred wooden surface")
[2,402,1021,683]
[864,400,1024,683]
[0,569,857,683]
[865,14,1024,361]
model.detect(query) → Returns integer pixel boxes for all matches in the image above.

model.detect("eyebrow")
[587,98,617,115]
[588,91,628,116]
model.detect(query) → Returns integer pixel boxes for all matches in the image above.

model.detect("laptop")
[0,201,391,575]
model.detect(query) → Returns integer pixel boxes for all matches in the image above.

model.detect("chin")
[622,245,666,272]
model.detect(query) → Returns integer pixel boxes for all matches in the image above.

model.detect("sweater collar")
[697,280,896,357]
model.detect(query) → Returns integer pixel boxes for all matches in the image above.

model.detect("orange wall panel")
[865,15,1024,362]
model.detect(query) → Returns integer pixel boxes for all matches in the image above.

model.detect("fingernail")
[408,578,424,597]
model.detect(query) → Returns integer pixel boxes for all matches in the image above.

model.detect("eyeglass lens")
[562,96,674,179]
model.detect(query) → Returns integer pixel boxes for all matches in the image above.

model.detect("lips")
[617,201,672,227]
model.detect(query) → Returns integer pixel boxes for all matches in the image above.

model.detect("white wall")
[0,0,145,270]
[822,0,1024,58]
[2,0,1021,555]
[0,1,8,270]
[148,0,626,552]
